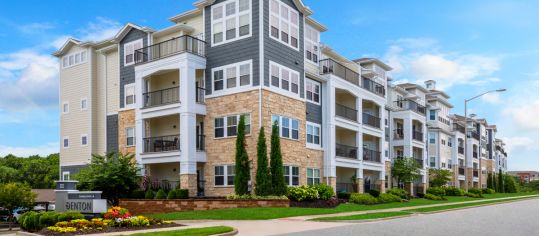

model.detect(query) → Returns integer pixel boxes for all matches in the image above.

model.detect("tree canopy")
[0,182,36,230]
[0,153,59,188]
[429,169,452,187]
[391,157,421,184]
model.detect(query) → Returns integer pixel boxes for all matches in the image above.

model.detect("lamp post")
[463,89,506,191]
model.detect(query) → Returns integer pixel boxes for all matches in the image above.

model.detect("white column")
[179,63,197,175]
[324,81,336,178]
[403,117,413,157]
[135,74,145,175]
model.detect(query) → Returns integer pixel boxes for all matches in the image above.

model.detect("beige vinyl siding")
[106,50,120,114]
[93,51,107,155]
[60,45,92,165]
[153,14,204,44]
[304,62,319,77]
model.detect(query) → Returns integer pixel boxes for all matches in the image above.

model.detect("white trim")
[62,171,71,181]
[214,113,251,138]
[80,97,88,111]
[214,164,235,187]
[80,134,89,147]
[62,101,69,114]
[62,136,70,149]
[269,0,300,51]
[304,78,321,105]
[124,83,136,109]
[126,127,135,147]
[123,39,143,66]
[306,167,321,185]
[284,165,300,186]
[62,49,88,69]
[269,61,301,98]
[271,114,300,141]
[210,0,253,47]
[306,121,321,149]
[211,59,253,95]
[304,24,320,65]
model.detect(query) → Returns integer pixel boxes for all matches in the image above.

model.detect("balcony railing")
[415,159,424,168]
[134,35,206,65]
[362,113,381,128]
[336,143,358,159]
[412,130,423,142]
[143,135,180,153]
[473,170,479,177]
[458,146,464,154]
[196,87,206,104]
[196,134,205,151]
[453,123,465,133]
[336,183,356,193]
[363,148,381,162]
[458,167,465,175]
[364,184,381,192]
[394,100,426,115]
[470,131,480,140]
[336,103,358,121]
[319,59,359,86]
[362,77,386,97]
[473,152,478,158]
[393,129,404,140]
[143,86,179,108]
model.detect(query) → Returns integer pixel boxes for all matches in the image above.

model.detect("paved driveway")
[280,198,539,236]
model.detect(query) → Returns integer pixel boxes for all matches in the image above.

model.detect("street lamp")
[463,89,506,191]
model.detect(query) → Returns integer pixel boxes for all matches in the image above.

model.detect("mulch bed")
[290,198,341,208]
[37,223,183,236]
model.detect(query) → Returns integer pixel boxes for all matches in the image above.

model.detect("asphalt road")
[280,198,539,236]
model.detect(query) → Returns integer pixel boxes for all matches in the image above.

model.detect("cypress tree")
[487,172,493,189]
[255,127,272,196]
[493,172,498,192]
[270,121,287,195]
[498,169,504,193]
[234,115,250,195]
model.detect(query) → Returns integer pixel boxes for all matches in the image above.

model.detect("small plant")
[155,189,167,199]
[287,186,319,202]
[465,192,483,198]
[57,211,84,222]
[426,187,446,197]
[337,192,351,200]
[315,184,335,200]
[481,188,495,194]
[39,212,59,228]
[144,190,155,199]
[378,193,402,203]
[387,188,409,199]
[167,190,177,199]
[424,193,444,201]
[444,187,465,196]
[467,188,483,196]
[368,189,381,198]
[130,190,146,199]
[176,189,189,199]
[350,193,379,205]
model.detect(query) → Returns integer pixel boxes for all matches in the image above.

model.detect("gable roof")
[113,23,155,43]
[194,0,313,16]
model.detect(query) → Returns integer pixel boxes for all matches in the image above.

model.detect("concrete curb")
[412,196,539,215]
[215,228,238,236]
[16,231,40,236]
[310,213,417,223]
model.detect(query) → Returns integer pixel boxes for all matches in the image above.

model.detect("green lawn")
[148,192,539,221]
[126,226,234,236]
[311,211,412,221]
[407,198,521,213]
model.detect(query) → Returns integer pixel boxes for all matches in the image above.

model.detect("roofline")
[305,17,328,32]
[353,58,393,71]
[169,8,202,23]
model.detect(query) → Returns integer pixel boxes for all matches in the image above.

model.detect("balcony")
[458,167,465,175]
[336,183,356,193]
[453,123,465,133]
[473,170,479,177]
[362,77,386,97]
[135,35,206,65]
[458,147,464,154]
[196,134,205,151]
[336,143,358,159]
[363,148,381,163]
[470,131,480,140]
[415,158,424,168]
[196,87,206,104]
[412,130,423,142]
[319,59,359,86]
[143,135,180,153]
[395,100,426,115]
[362,113,381,128]
[336,103,358,122]
[143,86,179,108]
[473,152,478,158]
[393,129,404,140]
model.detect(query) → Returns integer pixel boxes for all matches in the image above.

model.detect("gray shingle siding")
[106,114,119,153]
[204,0,261,95]
[119,29,148,108]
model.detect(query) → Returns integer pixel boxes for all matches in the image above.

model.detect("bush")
[287,186,319,202]
[387,188,409,199]
[226,194,288,200]
[176,189,189,199]
[468,188,483,196]
[368,189,381,198]
[337,192,351,200]
[155,189,167,199]
[416,192,425,198]
[465,192,483,198]
[350,193,379,205]
[378,193,401,203]
[315,184,334,200]
[426,187,446,197]
[424,193,444,201]
[39,212,59,228]
[57,211,84,222]
[444,187,465,196]
[21,211,40,231]
[482,188,495,194]
[130,190,146,199]
[167,190,177,199]
[144,190,155,199]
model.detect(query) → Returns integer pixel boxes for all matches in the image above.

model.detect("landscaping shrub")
[167,190,177,199]
[465,192,483,198]
[226,194,288,200]
[20,211,40,231]
[155,189,167,199]
[350,193,379,205]
[468,188,483,196]
[144,190,155,199]
[57,211,84,222]
[426,187,446,197]
[444,187,465,196]
[482,188,495,194]
[337,192,351,200]
[424,193,444,201]
[130,190,146,199]
[176,189,189,199]
[39,212,59,228]
[368,189,380,198]
[287,186,319,202]
[378,193,401,203]
[315,184,334,200]
[387,188,409,199]
[416,192,425,198]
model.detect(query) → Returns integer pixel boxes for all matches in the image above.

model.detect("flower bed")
[289,198,341,208]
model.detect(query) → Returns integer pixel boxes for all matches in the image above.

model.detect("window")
[62,102,69,114]
[63,137,69,148]
[429,110,436,120]
[62,171,70,181]
[62,50,88,68]
[126,127,135,146]
[307,168,320,186]
[429,132,436,144]
[305,25,320,64]
[124,84,135,107]
[270,0,300,49]
[124,39,143,66]
[441,139,446,145]
[306,122,321,148]
[284,166,299,186]
[80,98,87,110]
[81,135,88,146]
[215,114,251,138]
[272,115,299,140]
[214,165,235,186]
[212,60,252,93]
[429,157,436,168]
[396,95,404,108]
[448,159,453,169]
[305,78,320,104]
[269,61,300,96]
[211,0,251,46]
[448,137,453,147]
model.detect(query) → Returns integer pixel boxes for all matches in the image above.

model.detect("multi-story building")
[508,171,539,183]
[494,138,508,172]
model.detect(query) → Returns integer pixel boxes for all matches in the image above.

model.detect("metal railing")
[336,143,358,159]
[135,35,206,64]
[336,103,358,121]
[364,184,381,192]
[143,135,180,153]
[415,158,424,168]
[196,87,206,104]
[363,148,381,162]
[319,59,359,86]
[393,129,404,140]
[458,147,465,154]
[412,130,423,142]
[470,131,480,140]
[473,152,478,158]
[458,167,465,175]
[143,86,179,108]
[362,113,381,128]
[362,77,386,97]
[453,123,465,133]
[394,100,426,115]
[196,134,205,151]
[336,183,356,193]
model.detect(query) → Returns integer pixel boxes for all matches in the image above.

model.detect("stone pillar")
[404,182,413,195]
[356,178,364,193]
[325,177,337,193]
[377,180,386,193]
[180,174,197,197]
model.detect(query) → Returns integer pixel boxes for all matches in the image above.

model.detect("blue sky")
[0,0,538,170]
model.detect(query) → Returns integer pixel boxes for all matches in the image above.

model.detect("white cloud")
[0,142,58,157]
[502,136,535,153]
[503,99,539,130]
[77,17,122,43]
[481,92,502,104]
[17,22,55,34]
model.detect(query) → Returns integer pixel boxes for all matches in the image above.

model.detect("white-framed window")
[305,25,320,64]
[124,39,143,66]
[305,78,320,104]
[63,137,69,149]
[284,165,299,186]
[62,50,88,69]
[307,168,320,186]
[81,134,88,146]
[212,60,252,93]
[215,113,251,138]
[429,156,436,168]
[214,165,235,186]
[126,127,135,146]
[62,171,70,181]
[429,110,436,120]
[270,0,300,50]
[306,122,321,148]
[429,132,436,144]
[211,0,252,46]
[270,61,300,96]
[80,98,88,111]
[448,137,453,147]
[272,115,299,140]
[62,102,69,114]
[441,139,446,145]
[124,83,136,108]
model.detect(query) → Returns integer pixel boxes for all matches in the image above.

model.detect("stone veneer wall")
[119,199,290,215]
[118,109,136,154]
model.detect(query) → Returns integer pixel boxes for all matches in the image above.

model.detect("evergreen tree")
[493,172,498,192]
[234,115,250,195]
[487,172,493,189]
[270,121,287,195]
[255,127,272,196]
[498,169,504,193]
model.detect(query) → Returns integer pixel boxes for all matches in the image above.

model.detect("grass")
[407,198,522,213]
[311,211,412,221]
[126,226,234,236]
[148,192,539,221]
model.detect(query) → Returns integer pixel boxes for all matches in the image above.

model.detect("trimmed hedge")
[21,211,83,232]
[287,186,319,202]
[424,193,444,201]
[176,189,189,199]
[378,193,402,203]
[387,188,409,199]
[337,192,351,200]
[482,188,495,194]
[350,193,379,205]
[155,189,167,199]
[315,184,335,200]
[368,189,381,198]
[144,190,155,199]
[426,187,446,197]
[56,211,84,222]
[465,192,483,198]
[468,188,482,195]
[444,187,465,196]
